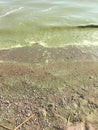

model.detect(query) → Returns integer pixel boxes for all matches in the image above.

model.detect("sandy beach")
[0,44,98,130]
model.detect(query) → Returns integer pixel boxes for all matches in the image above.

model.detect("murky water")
[0,0,98,49]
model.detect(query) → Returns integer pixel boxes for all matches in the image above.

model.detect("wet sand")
[0,44,98,130]
[0,44,98,64]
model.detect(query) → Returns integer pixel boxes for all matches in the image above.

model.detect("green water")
[0,0,98,49]
[0,26,98,49]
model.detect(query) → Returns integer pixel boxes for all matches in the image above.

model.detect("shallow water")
[0,0,98,49]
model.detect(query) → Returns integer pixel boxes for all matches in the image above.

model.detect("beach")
[0,44,98,130]
[0,0,98,129]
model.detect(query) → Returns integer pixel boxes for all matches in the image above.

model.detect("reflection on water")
[0,0,98,49]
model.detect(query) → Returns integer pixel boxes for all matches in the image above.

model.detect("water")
[0,0,98,49]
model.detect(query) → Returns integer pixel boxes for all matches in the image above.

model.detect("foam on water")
[0,7,24,18]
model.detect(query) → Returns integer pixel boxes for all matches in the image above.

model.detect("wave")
[0,7,24,18]
[42,7,53,12]
[77,24,98,28]
[40,24,98,30]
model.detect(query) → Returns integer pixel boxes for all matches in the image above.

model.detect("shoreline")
[0,44,98,64]
[1,43,98,50]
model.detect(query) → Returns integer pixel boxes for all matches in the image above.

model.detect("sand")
[0,44,98,130]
